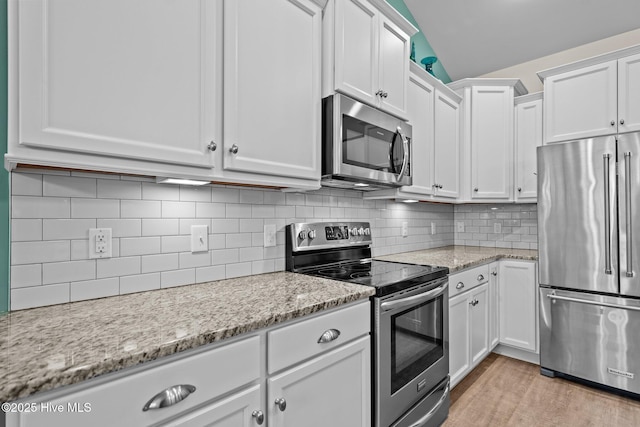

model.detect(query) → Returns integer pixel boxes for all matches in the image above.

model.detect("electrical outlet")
[457,222,465,233]
[264,224,277,247]
[89,228,112,259]
[401,222,409,237]
[431,222,437,235]
[494,222,502,233]
[191,225,209,253]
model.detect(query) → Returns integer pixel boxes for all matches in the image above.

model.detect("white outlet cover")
[456,222,465,232]
[264,224,277,248]
[401,222,408,237]
[89,228,112,259]
[191,225,209,253]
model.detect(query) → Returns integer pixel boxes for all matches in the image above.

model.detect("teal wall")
[1,0,8,313]
[386,0,451,83]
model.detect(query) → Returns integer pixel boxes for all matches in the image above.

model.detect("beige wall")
[479,28,640,93]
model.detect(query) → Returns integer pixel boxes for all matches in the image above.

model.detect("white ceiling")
[405,0,640,81]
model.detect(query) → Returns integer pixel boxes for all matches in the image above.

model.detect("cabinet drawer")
[267,301,370,374]
[449,264,489,297]
[13,336,261,427]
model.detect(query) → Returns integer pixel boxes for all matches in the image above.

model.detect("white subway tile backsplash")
[195,265,225,283]
[97,219,142,237]
[209,234,226,250]
[239,247,263,262]
[141,253,179,273]
[196,202,226,218]
[226,233,253,249]
[13,196,70,219]
[225,203,251,218]
[211,187,239,203]
[264,191,285,205]
[11,283,70,310]
[179,186,211,202]
[239,219,264,233]
[97,257,141,279]
[179,252,211,269]
[226,262,252,279]
[70,278,119,302]
[42,219,96,240]
[179,219,211,235]
[120,237,161,256]
[43,175,96,198]
[10,264,42,288]
[161,269,195,288]
[42,260,95,285]
[162,201,195,218]
[142,219,179,236]
[97,179,141,200]
[121,200,161,218]
[12,241,70,265]
[161,236,191,253]
[239,189,264,205]
[12,173,42,196]
[211,248,239,265]
[120,273,160,294]
[142,183,180,201]
[12,219,43,241]
[211,218,239,234]
[71,199,120,218]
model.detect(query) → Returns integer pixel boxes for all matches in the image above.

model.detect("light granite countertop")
[0,272,374,403]
[377,245,538,273]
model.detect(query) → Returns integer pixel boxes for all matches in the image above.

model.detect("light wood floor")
[444,353,640,427]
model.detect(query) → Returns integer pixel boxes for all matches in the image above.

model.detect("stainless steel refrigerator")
[538,132,640,395]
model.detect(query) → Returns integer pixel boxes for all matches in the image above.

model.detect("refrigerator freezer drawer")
[540,287,640,394]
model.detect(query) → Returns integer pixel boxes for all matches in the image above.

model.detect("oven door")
[375,278,449,427]
[324,94,412,187]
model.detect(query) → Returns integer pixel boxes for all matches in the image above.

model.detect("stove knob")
[308,230,317,240]
[363,227,371,236]
[298,230,307,240]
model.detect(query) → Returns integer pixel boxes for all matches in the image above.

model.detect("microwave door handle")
[396,127,409,181]
[388,131,398,174]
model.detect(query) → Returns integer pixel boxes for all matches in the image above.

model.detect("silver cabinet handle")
[142,384,196,411]
[408,379,450,427]
[477,274,485,281]
[625,152,634,277]
[491,270,497,276]
[611,120,616,126]
[274,398,287,412]
[229,144,239,154]
[396,126,410,182]
[469,299,478,306]
[621,119,625,125]
[207,141,217,152]
[474,187,478,192]
[603,153,613,274]
[455,282,464,290]
[252,410,265,425]
[382,91,388,98]
[317,328,341,343]
[518,187,522,192]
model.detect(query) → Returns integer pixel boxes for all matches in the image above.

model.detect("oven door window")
[342,115,405,173]
[390,295,444,394]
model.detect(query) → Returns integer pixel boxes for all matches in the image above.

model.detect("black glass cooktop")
[299,259,449,297]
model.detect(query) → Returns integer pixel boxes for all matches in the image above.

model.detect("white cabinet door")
[543,61,618,143]
[268,336,371,427]
[377,15,410,118]
[618,53,640,135]
[334,0,379,107]
[404,72,435,195]
[223,0,321,180]
[162,385,262,427]
[499,261,537,352]
[433,89,460,198]
[448,291,471,388]
[470,86,513,199]
[515,98,542,201]
[488,262,500,350]
[18,0,218,168]
[469,283,489,366]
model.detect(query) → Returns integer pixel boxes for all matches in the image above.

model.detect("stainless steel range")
[286,221,450,427]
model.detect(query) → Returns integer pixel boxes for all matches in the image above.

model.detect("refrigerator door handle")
[547,292,640,312]
[625,152,634,277]
[603,153,613,275]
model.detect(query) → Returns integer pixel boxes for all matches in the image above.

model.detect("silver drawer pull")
[317,328,341,343]
[142,384,196,411]
[252,410,265,425]
[455,282,464,290]
[477,274,485,281]
[275,397,287,412]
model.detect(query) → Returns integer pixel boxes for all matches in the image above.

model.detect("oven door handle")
[408,379,450,427]
[380,281,448,312]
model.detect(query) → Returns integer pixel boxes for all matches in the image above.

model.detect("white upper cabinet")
[433,88,461,199]
[222,0,321,181]
[323,0,417,118]
[449,79,526,202]
[16,0,218,169]
[514,93,543,202]
[540,46,640,143]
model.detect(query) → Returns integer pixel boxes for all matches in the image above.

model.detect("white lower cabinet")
[498,260,538,352]
[6,302,370,427]
[267,337,370,427]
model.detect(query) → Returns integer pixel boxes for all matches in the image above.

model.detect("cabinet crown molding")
[367,0,418,36]
[447,78,528,96]
[409,61,461,103]
[514,91,543,105]
[537,43,640,81]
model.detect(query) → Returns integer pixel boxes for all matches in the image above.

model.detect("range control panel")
[287,222,372,252]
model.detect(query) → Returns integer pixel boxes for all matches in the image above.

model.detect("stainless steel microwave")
[322,94,412,190]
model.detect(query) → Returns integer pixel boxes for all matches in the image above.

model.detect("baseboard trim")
[492,344,540,365]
